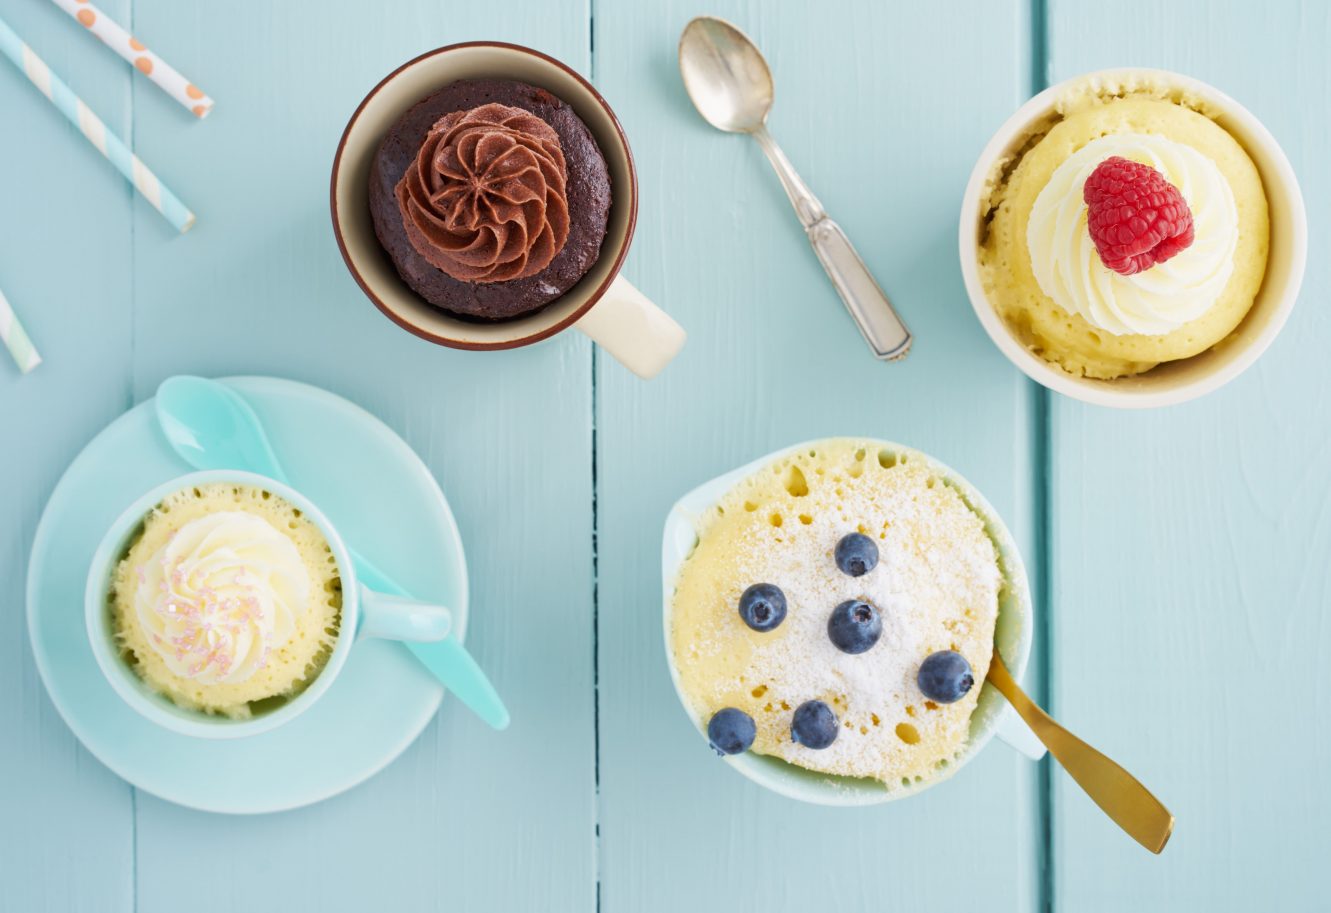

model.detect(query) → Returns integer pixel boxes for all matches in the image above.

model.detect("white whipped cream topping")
[1027,132,1238,336]
[132,512,310,684]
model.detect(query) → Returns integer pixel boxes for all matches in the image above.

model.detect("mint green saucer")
[26,376,467,814]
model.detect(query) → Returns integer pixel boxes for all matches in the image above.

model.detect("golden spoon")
[987,648,1175,854]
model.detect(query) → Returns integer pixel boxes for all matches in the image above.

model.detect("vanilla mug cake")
[109,482,341,719]
[86,471,452,738]
[662,440,1037,804]
[960,69,1307,407]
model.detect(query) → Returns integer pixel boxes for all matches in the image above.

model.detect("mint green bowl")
[661,439,1042,806]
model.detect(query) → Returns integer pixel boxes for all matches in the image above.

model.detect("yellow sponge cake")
[111,483,342,719]
[979,74,1269,379]
[669,440,1001,787]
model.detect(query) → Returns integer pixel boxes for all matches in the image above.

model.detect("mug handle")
[357,585,452,642]
[993,704,1048,760]
[574,274,686,379]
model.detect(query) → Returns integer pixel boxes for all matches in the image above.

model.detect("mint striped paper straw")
[0,286,41,374]
[0,14,195,232]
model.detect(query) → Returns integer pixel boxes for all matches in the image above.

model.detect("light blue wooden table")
[1,0,1326,909]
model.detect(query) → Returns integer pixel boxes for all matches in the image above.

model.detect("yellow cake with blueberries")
[979,73,1269,379]
[669,440,1002,787]
[111,483,342,719]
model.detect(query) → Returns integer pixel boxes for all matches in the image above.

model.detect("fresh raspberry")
[1083,156,1194,275]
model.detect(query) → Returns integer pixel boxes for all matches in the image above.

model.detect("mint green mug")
[85,470,451,739]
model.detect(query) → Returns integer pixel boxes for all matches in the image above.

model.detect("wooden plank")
[126,3,597,912]
[0,0,137,910]
[1046,1,1331,907]
[0,1,137,913]
[593,1,1042,909]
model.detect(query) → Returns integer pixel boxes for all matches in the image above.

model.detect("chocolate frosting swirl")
[395,103,570,283]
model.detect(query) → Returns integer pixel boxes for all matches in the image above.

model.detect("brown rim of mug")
[330,40,639,352]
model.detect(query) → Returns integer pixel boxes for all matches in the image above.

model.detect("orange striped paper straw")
[51,0,213,118]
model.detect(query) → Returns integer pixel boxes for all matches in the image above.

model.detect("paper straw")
[50,0,213,119]
[0,286,41,374]
[0,15,194,232]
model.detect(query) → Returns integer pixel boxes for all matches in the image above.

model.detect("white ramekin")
[958,68,1307,409]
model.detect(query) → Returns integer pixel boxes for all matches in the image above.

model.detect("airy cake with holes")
[669,439,1002,786]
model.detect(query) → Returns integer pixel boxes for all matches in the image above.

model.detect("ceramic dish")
[661,440,1044,806]
[959,68,1307,408]
[85,469,452,740]
[27,377,466,813]
[331,41,685,378]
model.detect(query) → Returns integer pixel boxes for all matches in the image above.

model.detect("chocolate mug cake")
[369,78,612,321]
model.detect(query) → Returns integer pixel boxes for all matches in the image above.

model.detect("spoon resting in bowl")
[987,648,1173,853]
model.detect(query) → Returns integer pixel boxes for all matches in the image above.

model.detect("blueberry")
[826,599,882,654]
[790,700,839,750]
[834,532,879,577]
[917,650,975,704]
[738,583,787,632]
[707,707,757,756]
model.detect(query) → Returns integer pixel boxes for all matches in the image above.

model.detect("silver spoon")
[679,16,911,360]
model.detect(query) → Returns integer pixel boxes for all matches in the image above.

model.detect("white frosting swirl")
[132,512,311,684]
[1027,132,1238,336]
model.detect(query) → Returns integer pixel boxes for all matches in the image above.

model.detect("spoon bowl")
[156,375,286,480]
[678,16,773,133]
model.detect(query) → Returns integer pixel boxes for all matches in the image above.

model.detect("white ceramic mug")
[661,440,1045,806]
[958,68,1307,409]
[331,41,686,379]
[85,470,451,739]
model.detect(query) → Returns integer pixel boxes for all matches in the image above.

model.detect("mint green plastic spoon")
[154,375,509,730]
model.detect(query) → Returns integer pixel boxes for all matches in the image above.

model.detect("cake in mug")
[110,483,342,719]
[369,78,612,321]
[979,73,1270,379]
[669,440,1002,787]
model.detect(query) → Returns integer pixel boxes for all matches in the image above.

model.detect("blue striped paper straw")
[0,14,194,232]
[0,285,41,374]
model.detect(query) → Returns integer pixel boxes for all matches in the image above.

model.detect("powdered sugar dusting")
[670,440,1002,786]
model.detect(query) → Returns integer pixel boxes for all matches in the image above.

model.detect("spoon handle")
[987,650,1174,854]
[752,127,912,360]
[353,549,510,731]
